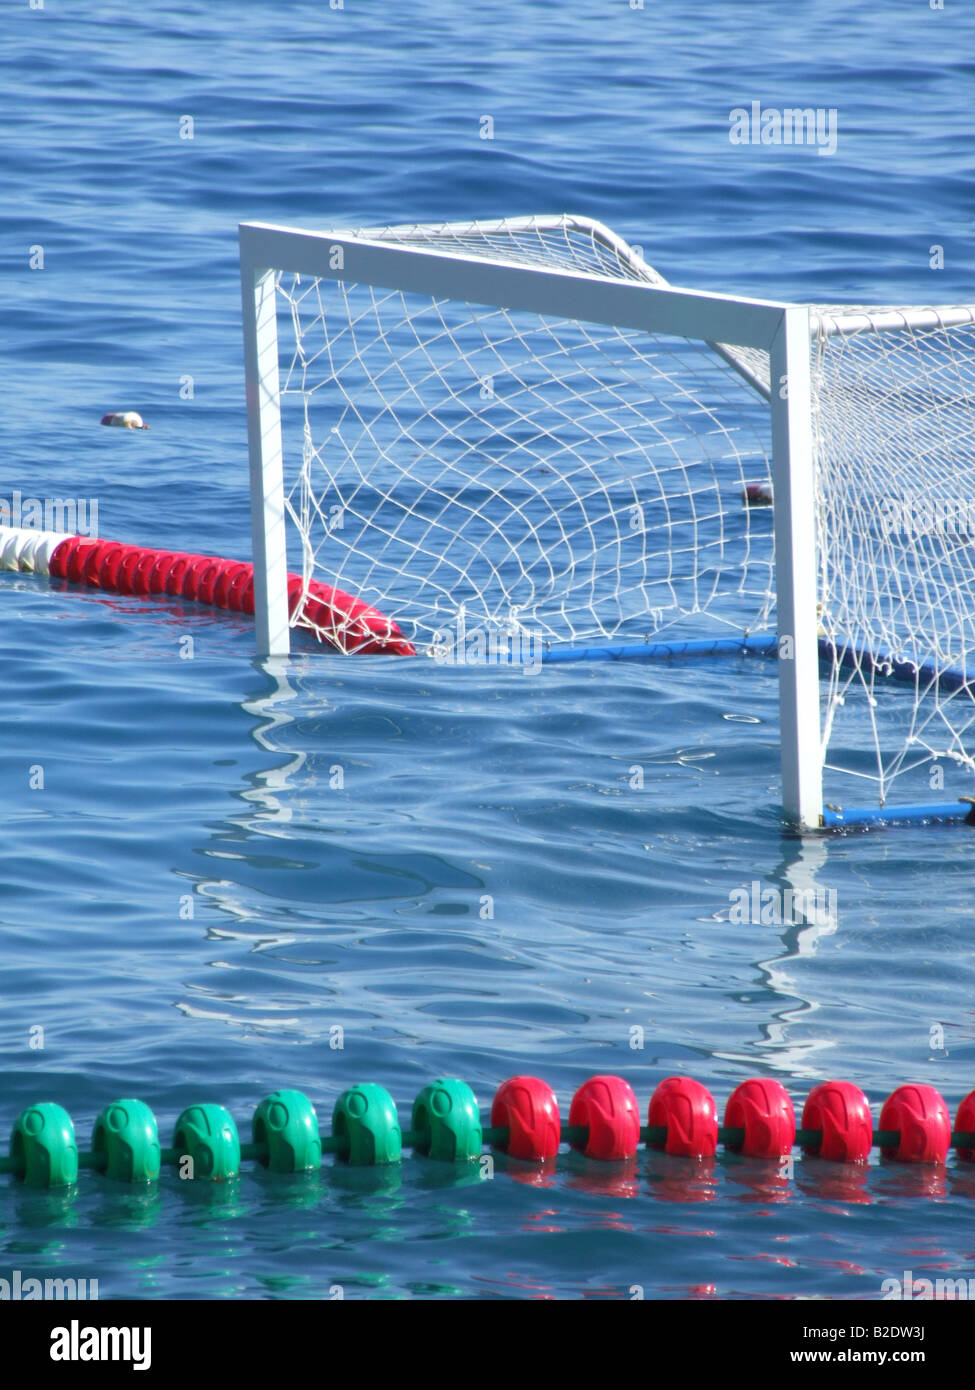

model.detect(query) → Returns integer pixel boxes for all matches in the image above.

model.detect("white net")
[811,306,975,808]
[271,215,975,811]
[276,216,775,653]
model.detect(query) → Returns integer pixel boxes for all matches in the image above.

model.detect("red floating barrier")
[212,561,251,610]
[724,1078,796,1158]
[78,540,118,587]
[179,555,214,602]
[131,550,163,596]
[24,527,413,655]
[163,554,193,597]
[47,534,84,581]
[879,1084,950,1163]
[194,559,225,606]
[95,543,127,590]
[146,553,186,595]
[304,578,416,657]
[955,1090,975,1163]
[299,594,336,637]
[647,1076,718,1158]
[801,1080,872,1161]
[286,575,305,614]
[226,567,254,614]
[114,547,149,596]
[568,1075,640,1160]
[491,1076,560,1161]
[62,538,100,584]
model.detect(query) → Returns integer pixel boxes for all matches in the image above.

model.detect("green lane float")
[172,1104,240,1180]
[411,1079,482,1162]
[92,1099,160,1182]
[10,1103,79,1189]
[253,1090,322,1173]
[332,1084,401,1166]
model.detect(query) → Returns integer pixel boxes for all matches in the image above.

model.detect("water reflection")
[716,832,841,1079]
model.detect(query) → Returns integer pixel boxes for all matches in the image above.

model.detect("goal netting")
[276,217,776,655]
[257,215,975,819]
[811,304,975,811]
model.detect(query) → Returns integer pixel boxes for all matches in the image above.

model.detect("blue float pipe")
[539,630,973,703]
[541,634,778,663]
[539,630,973,694]
[822,801,975,829]
[817,638,973,695]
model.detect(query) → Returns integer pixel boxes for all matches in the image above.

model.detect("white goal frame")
[239,218,821,826]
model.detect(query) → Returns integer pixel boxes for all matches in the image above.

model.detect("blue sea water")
[2,0,975,1301]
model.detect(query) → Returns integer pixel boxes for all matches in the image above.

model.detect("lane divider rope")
[0,525,414,655]
[4,1075,974,1187]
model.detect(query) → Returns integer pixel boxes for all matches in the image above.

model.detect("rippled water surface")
[2,0,975,1299]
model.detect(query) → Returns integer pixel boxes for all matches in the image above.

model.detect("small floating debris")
[742,481,773,506]
[100,411,149,430]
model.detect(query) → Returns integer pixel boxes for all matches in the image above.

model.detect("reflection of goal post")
[239,215,975,831]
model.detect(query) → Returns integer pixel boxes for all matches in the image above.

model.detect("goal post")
[240,259,289,659]
[768,305,822,829]
[238,215,975,831]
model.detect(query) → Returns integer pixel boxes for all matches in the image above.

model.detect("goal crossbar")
[240,221,786,349]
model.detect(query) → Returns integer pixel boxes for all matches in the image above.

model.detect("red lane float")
[878,1084,951,1164]
[569,1075,641,1160]
[491,1076,561,1161]
[724,1078,796,1158]
[648,1076,719,1158]
[8,529,414,655]
[801,1080,873,1161]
